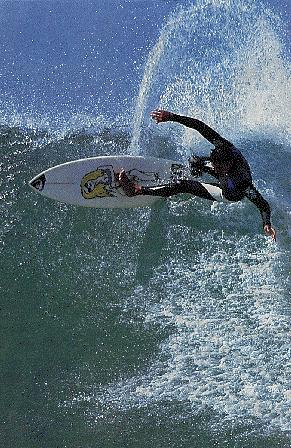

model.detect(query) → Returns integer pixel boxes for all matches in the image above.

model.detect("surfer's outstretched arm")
[151,110,232,147]
[244,186,277,241]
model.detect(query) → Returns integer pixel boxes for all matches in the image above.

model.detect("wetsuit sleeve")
[170,113,232,146]
[244,185,271,227]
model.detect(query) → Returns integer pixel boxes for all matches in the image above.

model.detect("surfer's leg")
[141,180,216,200]
[119,170,222,201]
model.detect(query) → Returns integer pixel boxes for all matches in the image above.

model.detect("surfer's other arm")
[244,186,276,241]
[151,110,231,146]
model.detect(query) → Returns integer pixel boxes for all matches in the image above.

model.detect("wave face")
[1,1,290,447]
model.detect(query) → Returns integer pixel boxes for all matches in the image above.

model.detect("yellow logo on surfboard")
[80,166,115,199]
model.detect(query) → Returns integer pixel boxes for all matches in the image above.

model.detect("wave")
[1,127,290,440]
[1,0,290,441]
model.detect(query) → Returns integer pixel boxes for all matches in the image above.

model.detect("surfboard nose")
[29,173,46,192]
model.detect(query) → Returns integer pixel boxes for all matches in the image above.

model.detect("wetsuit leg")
[140,179,215,201]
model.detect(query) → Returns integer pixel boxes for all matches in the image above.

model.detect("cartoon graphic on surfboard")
[80,166,116,198]
[80,164,164,199]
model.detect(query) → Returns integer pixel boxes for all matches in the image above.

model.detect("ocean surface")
[1,0,290,447]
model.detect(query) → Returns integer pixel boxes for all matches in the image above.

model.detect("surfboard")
[29,155,195,208]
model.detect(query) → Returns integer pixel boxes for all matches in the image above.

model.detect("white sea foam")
[90,233,291,431]
[65,226,290,436]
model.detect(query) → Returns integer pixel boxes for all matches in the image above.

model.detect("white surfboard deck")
[29,155,203,209]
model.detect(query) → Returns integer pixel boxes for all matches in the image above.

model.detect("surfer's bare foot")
[118,169,140,197]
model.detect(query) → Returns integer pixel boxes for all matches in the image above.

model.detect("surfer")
[120,110,276,241]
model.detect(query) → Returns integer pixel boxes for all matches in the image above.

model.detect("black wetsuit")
[140,114,272,227]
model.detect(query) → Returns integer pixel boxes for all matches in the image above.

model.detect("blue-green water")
[1,1,290,447]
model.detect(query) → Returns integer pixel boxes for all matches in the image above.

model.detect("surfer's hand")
[264,224,277,242]
[189,155,206,177]
[151,110,172,123]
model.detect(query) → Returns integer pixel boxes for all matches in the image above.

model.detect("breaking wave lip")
[131,0,290,151]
